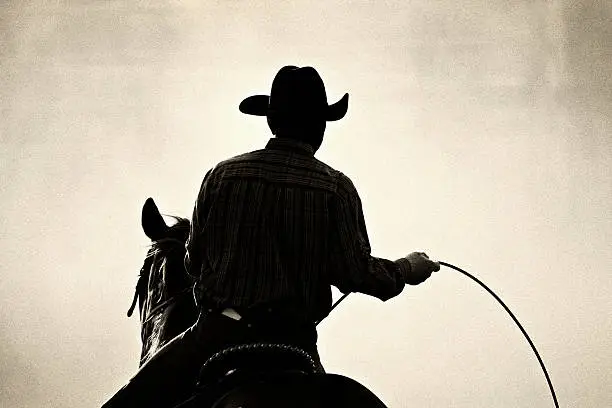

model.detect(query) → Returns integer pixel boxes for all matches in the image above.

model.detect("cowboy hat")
[239,66,349,121]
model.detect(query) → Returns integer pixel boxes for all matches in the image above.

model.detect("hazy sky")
[1,1,611,407]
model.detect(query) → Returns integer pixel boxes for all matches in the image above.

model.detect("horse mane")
[148,216,190,255]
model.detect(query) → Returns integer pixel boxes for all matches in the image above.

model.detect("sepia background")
[1,1,611,407]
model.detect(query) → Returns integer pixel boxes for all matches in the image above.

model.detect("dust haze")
[1,1,610,407]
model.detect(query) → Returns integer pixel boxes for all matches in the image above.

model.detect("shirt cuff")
[395,257,412,282]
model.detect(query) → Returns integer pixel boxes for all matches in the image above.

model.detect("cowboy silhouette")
[102,65,440,407]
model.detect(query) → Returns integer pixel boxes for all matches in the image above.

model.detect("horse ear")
[142,197,169,240]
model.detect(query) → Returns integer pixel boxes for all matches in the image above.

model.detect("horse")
[126,197,390,407]
[127,197,198,366]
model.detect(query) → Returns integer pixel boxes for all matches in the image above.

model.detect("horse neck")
[138,248,198,366]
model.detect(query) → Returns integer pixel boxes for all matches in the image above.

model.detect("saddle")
[166,312,388,408]
[199,342,321,381]
[174,342,321,408]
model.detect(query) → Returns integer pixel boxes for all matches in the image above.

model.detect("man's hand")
[403,252,440,285]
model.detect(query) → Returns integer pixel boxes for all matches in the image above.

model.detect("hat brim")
[239,95,269,117]
[239,93,349,122]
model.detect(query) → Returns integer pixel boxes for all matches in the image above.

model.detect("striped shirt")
[185,137,409,322]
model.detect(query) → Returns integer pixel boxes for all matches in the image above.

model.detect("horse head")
[128,197,198,366]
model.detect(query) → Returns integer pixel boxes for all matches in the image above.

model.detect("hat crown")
[268,66,328,117]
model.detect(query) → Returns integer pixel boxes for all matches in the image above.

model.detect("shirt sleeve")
[328,173,407,301]
[185,168,214,278]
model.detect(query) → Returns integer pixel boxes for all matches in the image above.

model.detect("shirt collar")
[265,137,315,156]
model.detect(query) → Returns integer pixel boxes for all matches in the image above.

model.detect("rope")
[439,261,559,408]
[317,261,560,407]
[315,292,350,326]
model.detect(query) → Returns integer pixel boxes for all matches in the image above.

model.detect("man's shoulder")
[305,157,350,186]
[308,158,359,197]
[205,149,268,178]
[334,170,358,196]
[216,148,266,167]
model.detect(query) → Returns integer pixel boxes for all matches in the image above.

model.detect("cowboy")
[102,66,440,408]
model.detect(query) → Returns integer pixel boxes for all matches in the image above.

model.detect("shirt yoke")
[210,148,353,196]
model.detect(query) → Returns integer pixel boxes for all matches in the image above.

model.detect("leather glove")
[402,252,440,285]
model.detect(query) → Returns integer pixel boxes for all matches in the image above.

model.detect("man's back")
[188,137,350,322]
